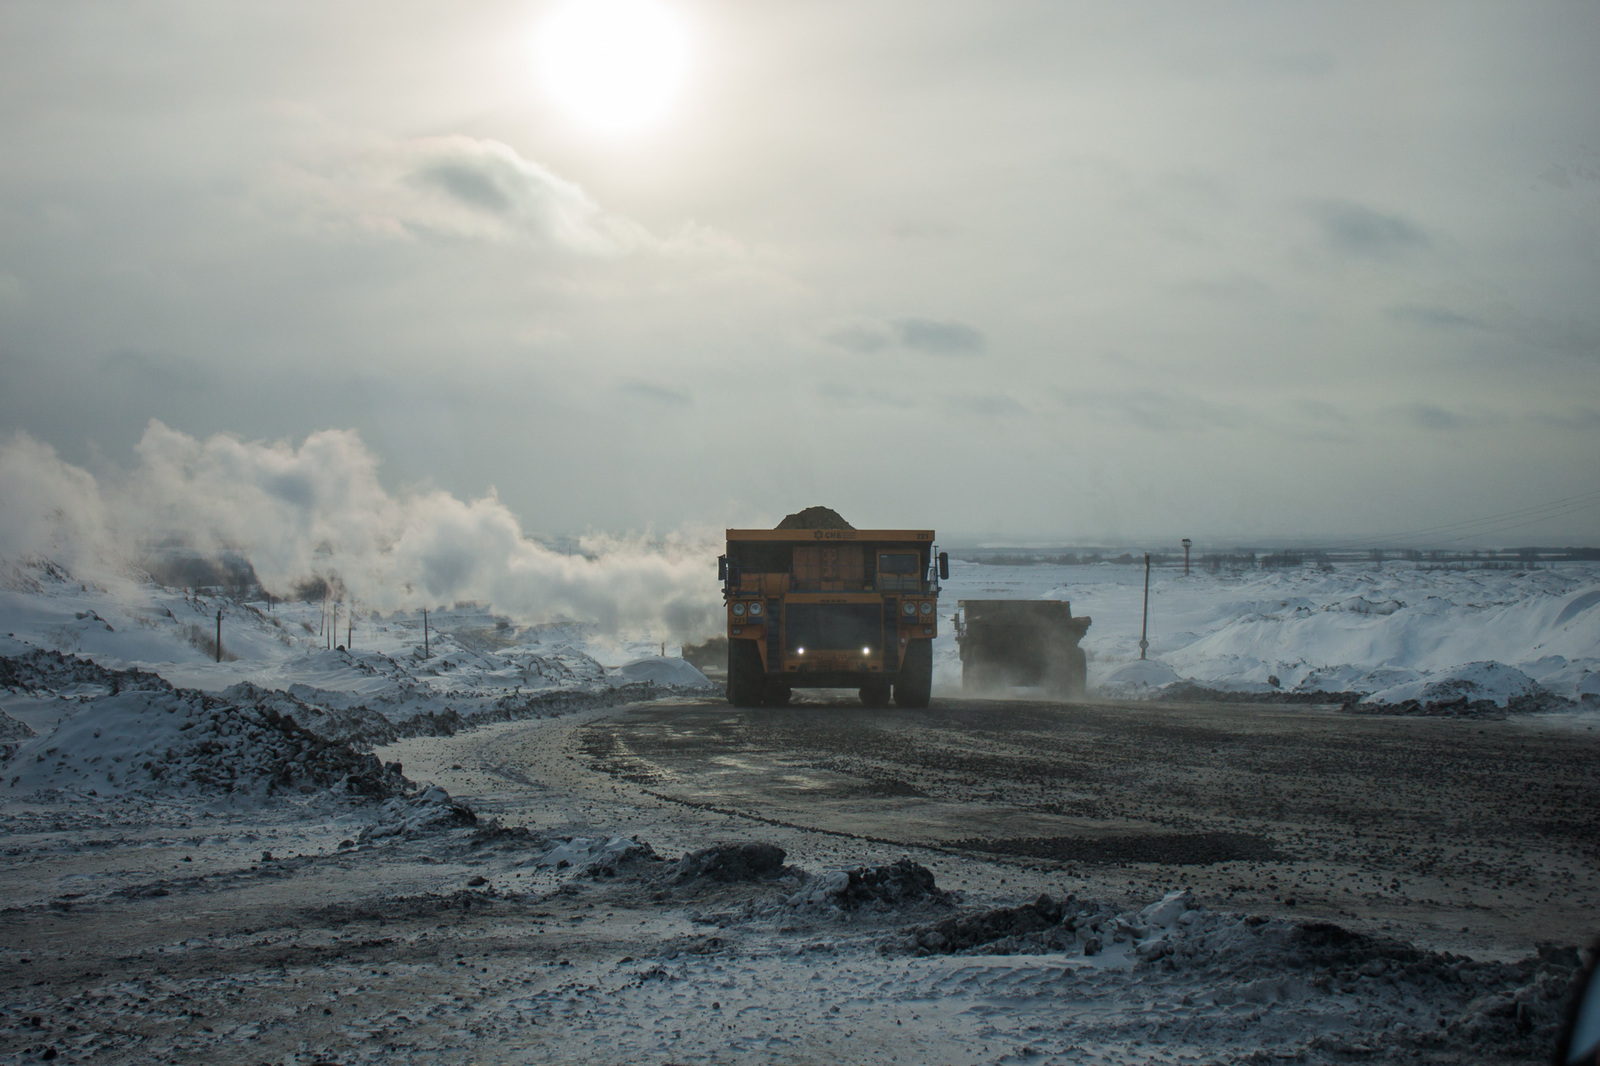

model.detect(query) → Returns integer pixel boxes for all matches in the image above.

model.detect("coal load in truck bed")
[775,506,853,530]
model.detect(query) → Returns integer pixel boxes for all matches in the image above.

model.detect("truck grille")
[784,604,882,652]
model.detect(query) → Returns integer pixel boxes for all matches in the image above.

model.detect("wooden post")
[215,608,222,663]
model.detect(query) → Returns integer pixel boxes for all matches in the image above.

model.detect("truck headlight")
[902,601,916,616]
[732,602,746,616]
[920,601,934,616]
[748,601,763,616]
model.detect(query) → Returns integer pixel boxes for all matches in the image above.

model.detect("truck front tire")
[727,641,764,707]
[894,640,932,708]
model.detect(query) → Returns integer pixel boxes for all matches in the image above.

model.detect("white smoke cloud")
[0,422,722,638]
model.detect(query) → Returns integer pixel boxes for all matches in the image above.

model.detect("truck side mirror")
[718,555,728,581]
[938,552,949,580]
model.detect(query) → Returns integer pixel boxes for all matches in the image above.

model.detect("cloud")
[0,423,722,638]
[1305,200,1429,257]
[1056,388,1253,433]
[617,381,692,406]
[815,383,914,410]
[895,317,986,356]
[1386,304,1484,330]
[822,322,893,354]
[948,393,1025,417]
[273,134,711,256]
[821,316,986,357]
[1402,403,1465,431]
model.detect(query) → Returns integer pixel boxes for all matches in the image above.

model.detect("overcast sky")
[2,0,1597,547]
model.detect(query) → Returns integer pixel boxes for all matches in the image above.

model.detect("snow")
[936,559,1600,710]
[605,656,714,689]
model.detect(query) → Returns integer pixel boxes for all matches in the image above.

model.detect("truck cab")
[719,529,949,708]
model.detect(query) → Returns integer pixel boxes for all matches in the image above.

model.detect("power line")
[1360,487,1600,546]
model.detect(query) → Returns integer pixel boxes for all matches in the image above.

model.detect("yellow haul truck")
[719,528,950,708]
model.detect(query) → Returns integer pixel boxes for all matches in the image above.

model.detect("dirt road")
[572,695,1600,958]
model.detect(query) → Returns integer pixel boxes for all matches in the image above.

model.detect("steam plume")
[0,422,721,638]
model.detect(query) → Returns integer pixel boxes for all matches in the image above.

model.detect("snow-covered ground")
[935,559,1600,710]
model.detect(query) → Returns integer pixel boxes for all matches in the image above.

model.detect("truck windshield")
[878,552,921,591]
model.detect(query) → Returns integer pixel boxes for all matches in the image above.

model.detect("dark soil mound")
[775,506,853,530]
[912,893,1074,953]
[673,841,789,882]
[837,858,949,909]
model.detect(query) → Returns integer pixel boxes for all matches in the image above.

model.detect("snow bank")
[606,656,713,689]
[1097,659,1182,698]
[2,647,406,800]
[1362,661,1541,708]
[935,561,1600,711]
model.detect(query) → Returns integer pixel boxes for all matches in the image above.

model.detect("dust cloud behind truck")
[719,511,949,708]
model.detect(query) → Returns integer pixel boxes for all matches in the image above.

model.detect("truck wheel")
[764,681,792,707]
[895,640,932,708]
[859,682,891,708]
[1045,646,1088,702]
[727,641,764,707]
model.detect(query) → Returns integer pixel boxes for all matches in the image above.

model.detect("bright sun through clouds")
[535,0,692,137]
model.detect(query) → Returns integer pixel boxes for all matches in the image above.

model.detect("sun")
[535,0,692,138]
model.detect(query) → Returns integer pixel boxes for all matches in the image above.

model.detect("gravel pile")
[908,892,1095,955]
[357,785,478,842]
[908,886,1586,1061]
[790,858,952,911]
[2,651,408,800]
[0,709,33,760]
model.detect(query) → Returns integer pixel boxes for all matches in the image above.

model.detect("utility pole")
[1139,553,1151,660]
[347,608,353,651]
[423,608,430,659]
[1182,538,1192,577]
[331,602,338,650]
[215,608,223,663]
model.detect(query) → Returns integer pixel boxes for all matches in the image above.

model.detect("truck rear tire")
[1045,646,1087,702]
[895,640,932,708]
[764,681,792,707]
[727,641,764,707]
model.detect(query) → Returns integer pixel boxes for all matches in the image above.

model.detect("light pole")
[1182,538,1192,577]
[1140,553,1151,660]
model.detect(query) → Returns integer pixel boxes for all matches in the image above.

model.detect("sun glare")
[535,0,691,138]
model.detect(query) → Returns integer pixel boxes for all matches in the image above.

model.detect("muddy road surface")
[578,694,1600,957]
[3,695,1596,1065]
